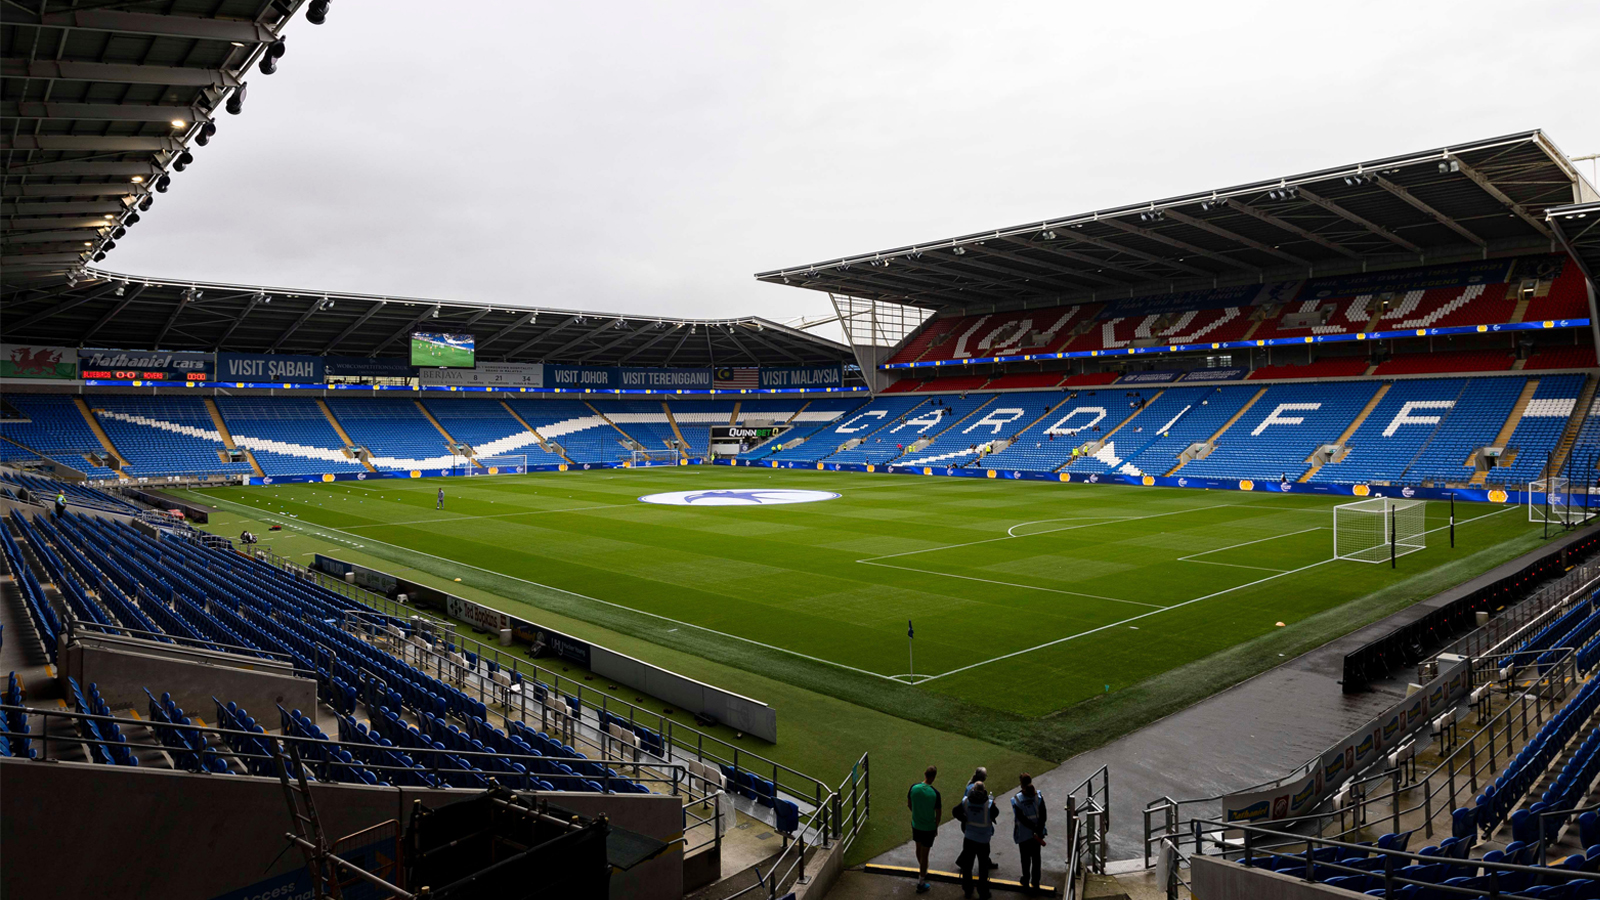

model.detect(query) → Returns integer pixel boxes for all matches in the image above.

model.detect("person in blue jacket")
[953,780,999,900]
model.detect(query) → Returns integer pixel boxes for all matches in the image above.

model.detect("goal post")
[454,455,527,476]
[627,449,683,468]
[1334,498,1427,564]
[1530,477,1574,526]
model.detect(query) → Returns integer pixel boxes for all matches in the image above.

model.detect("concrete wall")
[1190,855,1362,899]
[1,757,683,900]
[62,633,318,719]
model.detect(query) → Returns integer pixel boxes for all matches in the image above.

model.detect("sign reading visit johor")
[639,488,840,506]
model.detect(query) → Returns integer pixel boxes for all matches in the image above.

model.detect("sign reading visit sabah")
[638,488,840,506]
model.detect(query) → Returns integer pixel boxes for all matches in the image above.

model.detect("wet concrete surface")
[872,528,1592,868]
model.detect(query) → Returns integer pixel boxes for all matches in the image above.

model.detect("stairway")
[71,397,125,470]
[414,401,460,452]
[886,397,995,465]
[1470,379,1540,485]
[584,401,642,450]
[316,400,377,472]
[661,401,689,457]
[500,401,572,465]
[1301,383,1391,482]
[204,399,264,477]
[1546,374,1599,479]
[728,402,741,426]
[1166,387,1266,476]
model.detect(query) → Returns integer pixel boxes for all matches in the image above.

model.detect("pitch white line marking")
[860,504,1238,563]
[859,560,1164,609]
[1175,526,1327,572]
[916,504,1521,682]
[191,492,905,683]
[1005,515,1142,538]
[341,504,621,529]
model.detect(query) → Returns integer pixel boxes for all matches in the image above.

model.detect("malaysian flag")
[714,367,760,390]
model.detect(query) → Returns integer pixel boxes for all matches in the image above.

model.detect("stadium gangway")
[248,543,843,822]
[1444,559,1600,660]
[0,702,690,795]
[1062,765,1112,900]
[1143,651,1585,866]
[718,750,870,900]
[1174,819,1600,900]
[1536,799,1600,866]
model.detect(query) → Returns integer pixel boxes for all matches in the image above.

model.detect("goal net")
[1530,477,1575,525]
[454,455,527,476]
[1334,498,1427,564]
[628,449,682,467]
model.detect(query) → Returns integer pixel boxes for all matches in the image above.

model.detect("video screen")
[410,332,475,368]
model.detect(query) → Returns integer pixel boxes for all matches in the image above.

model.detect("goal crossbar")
[454,455,527,476]
[1334,497,1426,564]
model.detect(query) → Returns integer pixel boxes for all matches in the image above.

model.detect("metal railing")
[1145,650,1586,864]
[1,703,689,795]
[1445,560,1600,660]
[722,751,870,900]
[1188,819,1600,899]
[248,544,838,814]
[1064,765,1111,900]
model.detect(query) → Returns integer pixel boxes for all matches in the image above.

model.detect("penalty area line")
[195,492,906,684]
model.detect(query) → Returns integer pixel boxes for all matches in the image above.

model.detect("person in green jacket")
[907,765,942,894]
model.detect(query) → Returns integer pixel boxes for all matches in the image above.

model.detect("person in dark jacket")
[1011,773,1047,893]
[54,490,67,517]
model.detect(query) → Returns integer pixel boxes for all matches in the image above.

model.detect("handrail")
[1145,648,1586,861]
[720,751,870,900]
[251,544,836,808]
[65,617,308,673]
[1190,818,1600,898]
[1,703,689,794]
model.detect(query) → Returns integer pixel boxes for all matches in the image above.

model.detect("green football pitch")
[185,467,1556,861]
[190,467,1546,722]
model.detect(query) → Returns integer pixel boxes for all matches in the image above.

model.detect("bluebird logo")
[639,488,841,507]
[1401,486,1416,498]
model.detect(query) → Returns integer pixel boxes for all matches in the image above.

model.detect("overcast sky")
[110,0,1600,340]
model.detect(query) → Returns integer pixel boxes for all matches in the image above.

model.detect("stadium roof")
[756,131,1600,315]
[1,0,312,281]
[1551,201,1600,299]
[0,269,853,367]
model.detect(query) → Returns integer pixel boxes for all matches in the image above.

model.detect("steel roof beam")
[152,289,195,349]
[5,217,115,230]
[1373,176,1486,248]
[1050,228,1212,277]
[1221,202,1362,259]
[321,301,387,355]
[1447,155,1556,240]
[2,229,104,243]
[2,184,143,198]
[0,136,181,153]
[580,325,659,363]
[739,326,808,365]
[1161,209,1309,266]
[964,243,1125,287]
[4,161,163,176]
[214,292,266,350]
[504,315,581,359]
[545,319,624,359]
[28,9,278,44]
[477,311,540,349]
[80,282,148,343]
[270,302,328,353]
[614,324,683,364]
[369,305,443,356]
[1097,218,1258,273]
[2,101,210,123]
[1293,187,1422,254]
[660,328,694,366]
[1,200,129,216]
[1005,237,1160,283]
[0,59,244,88]
[7,281,119,332]
[907,250,1091,293]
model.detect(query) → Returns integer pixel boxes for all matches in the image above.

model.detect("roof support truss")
[321,301,387,355]
[1294,187,1422,254]
[1161,209,1310,266]
[1373,176,1487,248]
[1223,202,1362,259]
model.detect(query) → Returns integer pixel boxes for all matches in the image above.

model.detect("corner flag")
[908,620,914,639]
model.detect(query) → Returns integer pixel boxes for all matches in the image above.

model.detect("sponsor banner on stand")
[509,619,593,668]
[760,365,843,389]
[324,356,416,378]
[217,352,325,384]
[420,361,544,388]
[447,595,511,633]
[79,349,212,382]
[1118,370,1182,384]
[1181,367,1249,382]
[547,365,617,390]
[1,343,77,379]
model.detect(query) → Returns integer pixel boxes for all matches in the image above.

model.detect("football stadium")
[4,4,1600,899]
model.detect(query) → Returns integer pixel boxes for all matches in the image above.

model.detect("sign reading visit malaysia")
[419,361,544,388]
[1,344,77,379]
[217,352,324,384]
[79,349,212,381]
[760,365,843,389]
